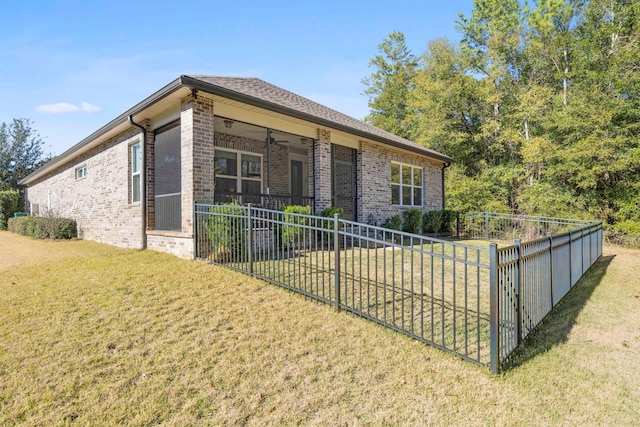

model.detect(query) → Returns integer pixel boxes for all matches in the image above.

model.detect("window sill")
[146,230,193,239]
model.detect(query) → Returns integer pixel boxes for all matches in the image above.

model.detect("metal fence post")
[581,228,585,276]
[514,239,522,345]
[247,204,253,276]
[485,212,489,241]
[547,232,554,307]
[334,213,341,312]
[568,229,573,288]
[193,201,198,259]
[489,243,499,374]
[537,216,541,239]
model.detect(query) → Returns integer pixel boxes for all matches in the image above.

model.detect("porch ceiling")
[213,116,310,151]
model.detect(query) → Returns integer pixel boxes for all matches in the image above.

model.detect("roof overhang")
[20,78,189,185]
[181,76,452,163]
[21,75,452,186]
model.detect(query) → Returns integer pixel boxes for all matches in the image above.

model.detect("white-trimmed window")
[131,143,141,203]
[391,162,423,206]
[214,149,262,195]
[75,164,87,179]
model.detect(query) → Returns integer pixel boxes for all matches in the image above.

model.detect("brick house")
[20,75,452,258]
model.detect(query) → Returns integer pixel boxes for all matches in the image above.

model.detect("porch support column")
[314,129,332,213]
[180,94,215,235]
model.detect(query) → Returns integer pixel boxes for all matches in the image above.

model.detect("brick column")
[314,129,332,213]
[180,94,215,236]
[356,141,364,223]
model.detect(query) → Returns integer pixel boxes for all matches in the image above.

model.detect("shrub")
[319,207,344,219]
[381,214,402,230]
[7,216,76,239]
[402,209,422,234]
[276,205,311,247]
[422,210,443,233]
[204,204,247,262]
[0,190,20,230]
[607,220,640,248]
[317,207,344,245]
[440,209,456,233]
[422,209,458,234]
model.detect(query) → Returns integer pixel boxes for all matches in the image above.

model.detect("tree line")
[363,0,639,243]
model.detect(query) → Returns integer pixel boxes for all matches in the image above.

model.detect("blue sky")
[0,0,473,156]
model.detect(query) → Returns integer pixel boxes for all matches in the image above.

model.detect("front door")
[290,160,304,206]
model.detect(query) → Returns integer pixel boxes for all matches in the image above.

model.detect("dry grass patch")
[0,231,639,425]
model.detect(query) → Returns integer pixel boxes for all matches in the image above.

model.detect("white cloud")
[79,101,101,112]
[35,101,101,114]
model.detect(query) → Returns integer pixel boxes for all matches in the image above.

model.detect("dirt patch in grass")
[1,232,639,425]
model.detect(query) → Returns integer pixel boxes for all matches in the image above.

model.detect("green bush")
[319,207,344,219]
[204,204,247,262]
[381,214,402,230]
[276,205,311,246]
[317,207,343,245]
[7,216,76,239]
[422,210,443,233]
[422,209,457,234]
[440,209,456,233]
[608,220,640,248]
[402,209,422,234]
[0,190,20,230]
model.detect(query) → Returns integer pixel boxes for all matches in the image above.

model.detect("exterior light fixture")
[223,119,234,128]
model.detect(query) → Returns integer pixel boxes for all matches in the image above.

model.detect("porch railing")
[213,191,314,212]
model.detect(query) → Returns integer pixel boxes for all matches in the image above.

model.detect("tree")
[363,1,640,245]
[362,31,419,139]
[410,39,488,174]
[0,118,50,190]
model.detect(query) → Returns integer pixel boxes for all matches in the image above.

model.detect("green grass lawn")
[1,231,639,425]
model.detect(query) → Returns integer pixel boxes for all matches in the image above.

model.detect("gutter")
[19,78,185,185]
[128,115,147,250]
[442,162,451,209]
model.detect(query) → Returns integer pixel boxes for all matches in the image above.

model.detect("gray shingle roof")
[184,75,452,163]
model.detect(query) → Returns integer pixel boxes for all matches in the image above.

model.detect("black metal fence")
[194,204,602,373]
[486,219,602,372]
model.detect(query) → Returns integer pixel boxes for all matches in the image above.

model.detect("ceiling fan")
[266,136,290,147]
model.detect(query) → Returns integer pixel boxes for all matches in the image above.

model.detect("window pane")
[215,177,237,193]
[215,150,237,176]
[413,188,422,206]
[402,166,411,185]
[391,185,400,205]
[402,187,411,205]
[241,154,261,178]
[242,180,261,195]
[132,174,141,202]
[131,144,140,173]
[413,168,422,186]
[391,163,400,184]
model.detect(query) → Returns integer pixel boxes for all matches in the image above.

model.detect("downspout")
[441,162,451,209]
[128,115,147,250]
